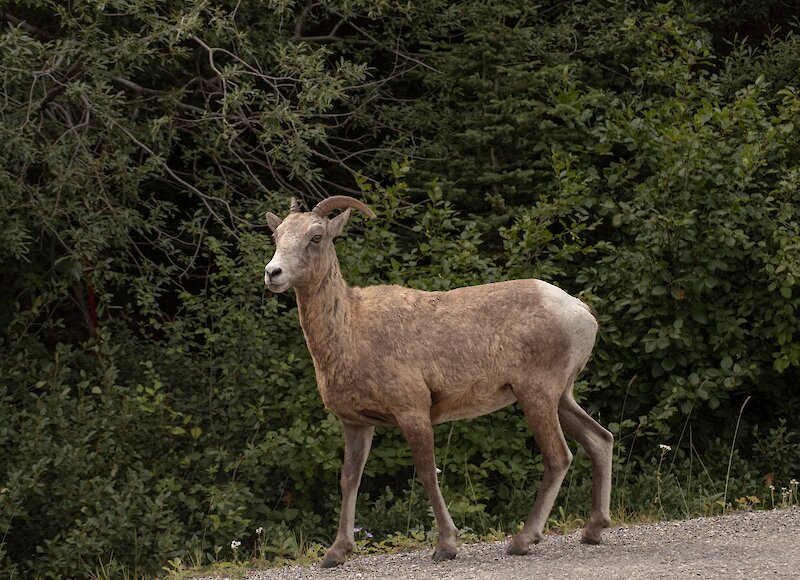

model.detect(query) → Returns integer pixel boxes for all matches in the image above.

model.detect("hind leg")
[506,384,573,555]
[558,392,613,544]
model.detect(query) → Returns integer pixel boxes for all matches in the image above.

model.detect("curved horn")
[289,197,301,212]
[312,196,377,219]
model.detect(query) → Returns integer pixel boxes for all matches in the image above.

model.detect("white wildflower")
[231,540,241,551]
[659,444,671,452]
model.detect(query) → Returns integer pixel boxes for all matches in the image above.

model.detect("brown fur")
[264,199,613,567]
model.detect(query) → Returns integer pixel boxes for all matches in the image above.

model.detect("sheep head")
[264,196,376,292]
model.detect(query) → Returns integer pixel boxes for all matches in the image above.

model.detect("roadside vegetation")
[2,1,799,578]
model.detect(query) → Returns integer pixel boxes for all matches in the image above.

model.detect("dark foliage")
[1,1,799,576]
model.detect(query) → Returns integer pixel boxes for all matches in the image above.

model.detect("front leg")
[396,412,459,561]
[321,422,374,568]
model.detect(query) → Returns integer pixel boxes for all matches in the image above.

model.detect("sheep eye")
[311,234,323,244]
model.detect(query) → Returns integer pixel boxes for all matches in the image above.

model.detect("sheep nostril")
[268,267,282,280]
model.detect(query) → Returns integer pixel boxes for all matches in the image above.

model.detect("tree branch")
[3,12,52,40]
[32,56,83,115]
[111,76,207,114]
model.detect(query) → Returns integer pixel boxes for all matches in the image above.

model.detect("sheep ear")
[266,212,282,233]
[329,208,351,238]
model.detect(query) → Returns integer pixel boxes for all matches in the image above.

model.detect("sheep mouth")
[266,282,291,293]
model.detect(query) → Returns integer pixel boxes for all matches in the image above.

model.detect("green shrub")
[2,1,800,577]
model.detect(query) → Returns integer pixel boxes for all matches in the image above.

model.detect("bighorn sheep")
[264,196,613,567]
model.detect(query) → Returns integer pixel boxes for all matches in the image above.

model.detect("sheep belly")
[331,382,516,426]
[429,382,517,424]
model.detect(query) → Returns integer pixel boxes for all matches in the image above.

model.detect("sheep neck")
[294,254,353,373]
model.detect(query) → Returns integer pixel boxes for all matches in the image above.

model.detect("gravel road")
[202,507,799,580]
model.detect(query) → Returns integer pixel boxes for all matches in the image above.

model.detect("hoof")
[432,549,457,562]
[507,530,541,555]
[321,541,352,568]
[505,542,529,556]
[580,533,602,545]
[320,557,344,568]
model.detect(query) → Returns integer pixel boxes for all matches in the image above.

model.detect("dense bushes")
[2,1,799,577]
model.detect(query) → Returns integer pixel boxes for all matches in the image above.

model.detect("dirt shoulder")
[210,507,800,580]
